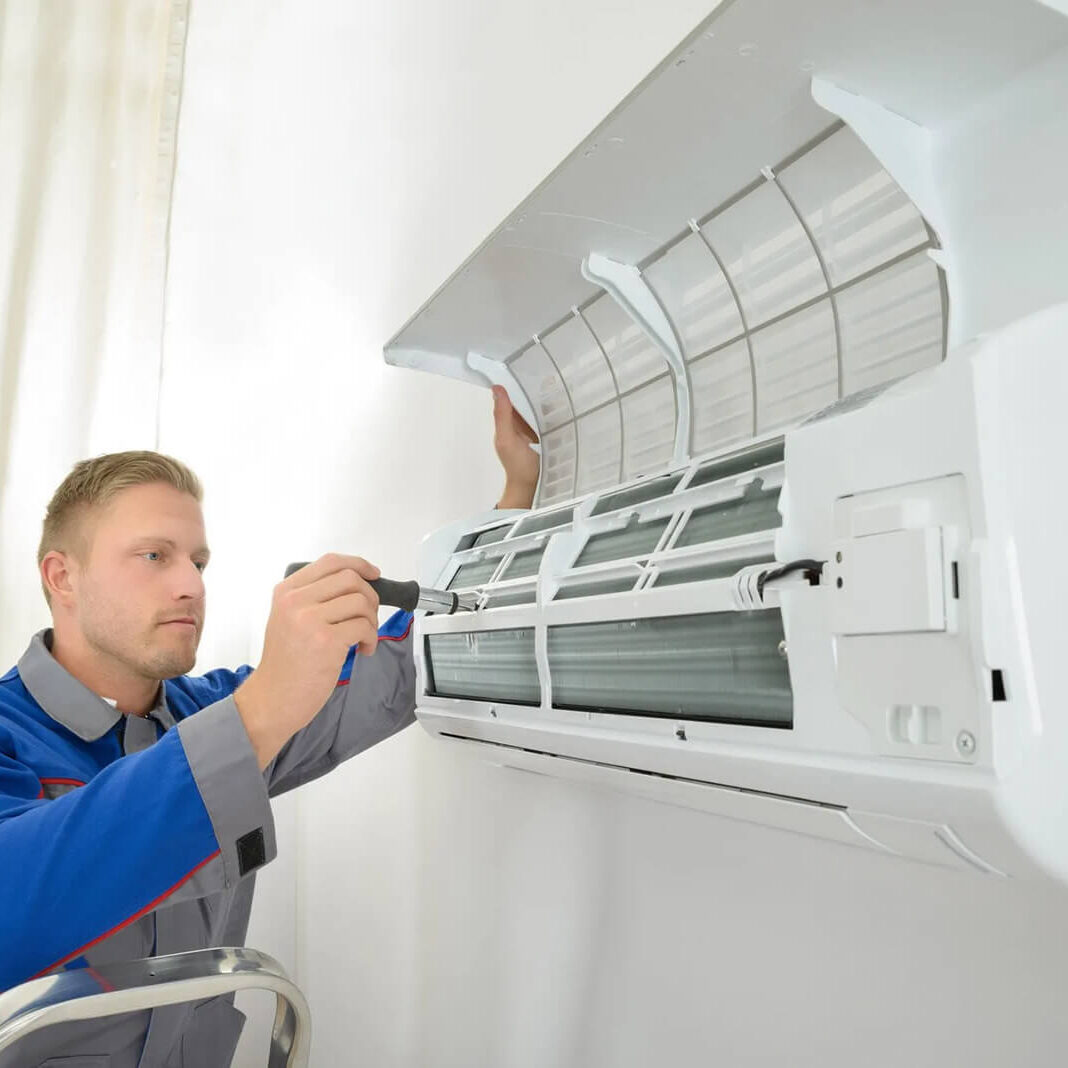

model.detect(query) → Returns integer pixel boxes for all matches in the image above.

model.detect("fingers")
[274,557,382,657]
[492,384,510,435]
[296,562,380,655]
[292,567,380,612]
[511,407,539,445]
[492,384,540,445]
[334,614,379,656]
[319,590,378,627]
[284,553,381,591]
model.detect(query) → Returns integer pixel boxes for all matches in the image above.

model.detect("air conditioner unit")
[384,0,1068,882]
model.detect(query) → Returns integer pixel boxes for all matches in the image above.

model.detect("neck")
[49,624,159,717]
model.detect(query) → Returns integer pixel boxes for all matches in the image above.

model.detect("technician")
[0,386,539,1066]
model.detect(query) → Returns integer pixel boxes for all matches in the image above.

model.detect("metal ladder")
[0,947,311,1066]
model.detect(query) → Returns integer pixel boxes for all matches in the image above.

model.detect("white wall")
[165,1,1068,1065]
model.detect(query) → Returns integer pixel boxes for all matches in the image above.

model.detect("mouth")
[161,619,198,630]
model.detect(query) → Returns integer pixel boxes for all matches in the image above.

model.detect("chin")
[166,661,196,680]
[146,649,198,680]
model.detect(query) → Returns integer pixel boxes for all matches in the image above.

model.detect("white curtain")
[0,0,190,664]
[0,13,296,1063]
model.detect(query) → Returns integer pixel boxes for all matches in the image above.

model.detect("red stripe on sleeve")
[379,618,414,644]
[86,965,117,992]
[29,848,222,980]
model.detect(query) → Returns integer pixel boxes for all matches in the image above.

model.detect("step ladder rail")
[0,947,310,1066]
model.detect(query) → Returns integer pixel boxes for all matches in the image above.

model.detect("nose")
[172,558,206,605]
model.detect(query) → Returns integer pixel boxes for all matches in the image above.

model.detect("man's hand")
[234,554,381,770]
[492,385,540,509]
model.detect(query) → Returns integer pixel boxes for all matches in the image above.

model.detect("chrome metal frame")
[0,947,310,1066]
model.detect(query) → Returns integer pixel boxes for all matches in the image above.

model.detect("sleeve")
[264,609,416,797]
[0,699,275,992]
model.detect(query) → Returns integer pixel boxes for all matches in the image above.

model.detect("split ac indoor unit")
[384,0,1068,882]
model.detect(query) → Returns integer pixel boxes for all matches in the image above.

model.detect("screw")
[489,707,497,719]
[956,730,976,756]
[778,640,788,659]
[836,551,843,563]
[836,577,844,589]
[675,726,687,741]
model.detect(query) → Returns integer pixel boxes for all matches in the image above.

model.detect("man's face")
[70,482,210,681]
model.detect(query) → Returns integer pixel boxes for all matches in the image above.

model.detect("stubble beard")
[82,609,199,681]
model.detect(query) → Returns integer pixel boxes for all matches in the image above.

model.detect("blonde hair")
[38,451,203,605]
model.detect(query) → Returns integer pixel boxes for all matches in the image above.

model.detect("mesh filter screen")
[575,515,672,568]
[448,557,502,590]
[674,482,782,549]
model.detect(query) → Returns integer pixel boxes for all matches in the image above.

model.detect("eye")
[142,551,162,562]
[194,561,208,573]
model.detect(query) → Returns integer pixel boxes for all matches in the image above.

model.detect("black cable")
[756,558,825,598]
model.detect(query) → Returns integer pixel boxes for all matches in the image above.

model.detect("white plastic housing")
[415,307,1068,882]
[385,0,1068,880]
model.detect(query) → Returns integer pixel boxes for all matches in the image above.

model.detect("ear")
[41,550,77,607]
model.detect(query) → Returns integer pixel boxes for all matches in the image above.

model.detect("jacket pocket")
[40,1059,113,1067]
[179,996,246,1067]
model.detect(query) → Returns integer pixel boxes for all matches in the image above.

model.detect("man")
[0,386,539,1066]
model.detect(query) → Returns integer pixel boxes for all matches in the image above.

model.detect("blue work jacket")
[0,611,414,1067]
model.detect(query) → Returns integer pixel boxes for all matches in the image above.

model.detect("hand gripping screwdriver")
[283,562,478,613]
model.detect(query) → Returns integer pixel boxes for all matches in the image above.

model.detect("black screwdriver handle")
[283,562,421,612]
[367,577,421,612]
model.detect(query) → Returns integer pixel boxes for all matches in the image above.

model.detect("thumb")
[491,384,510,430]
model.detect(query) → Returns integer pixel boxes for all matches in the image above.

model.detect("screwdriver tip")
[455,592,480,612]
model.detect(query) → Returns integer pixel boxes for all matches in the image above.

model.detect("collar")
[18,629,174,742]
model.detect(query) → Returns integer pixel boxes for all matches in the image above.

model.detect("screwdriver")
[284,562,479,614]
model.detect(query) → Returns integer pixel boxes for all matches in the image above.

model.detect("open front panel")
[503,123,944,505]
